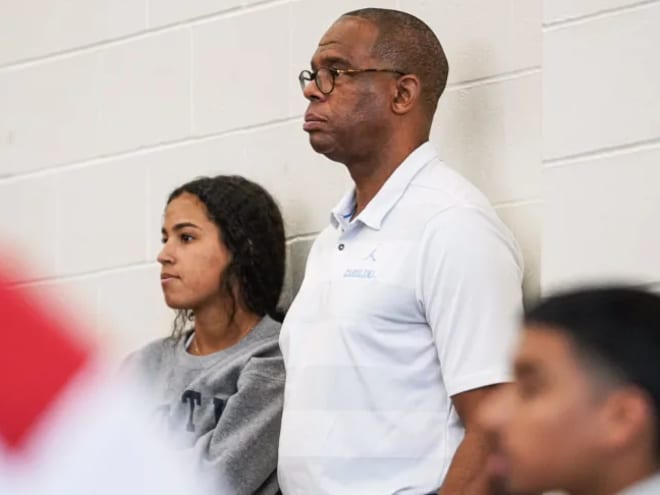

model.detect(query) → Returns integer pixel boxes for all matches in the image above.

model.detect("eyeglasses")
[298,67,405,95]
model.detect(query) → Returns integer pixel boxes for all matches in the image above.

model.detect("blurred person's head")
[157,175,285,338]
[479,287,660,495]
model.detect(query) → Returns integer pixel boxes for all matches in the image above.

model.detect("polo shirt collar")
[330,141,438,231]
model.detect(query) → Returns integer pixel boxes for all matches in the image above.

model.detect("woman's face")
[157,193,231,312]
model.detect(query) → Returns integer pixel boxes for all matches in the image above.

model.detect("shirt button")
[338,243,345,251]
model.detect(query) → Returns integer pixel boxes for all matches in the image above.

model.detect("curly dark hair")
[166,175,286,338]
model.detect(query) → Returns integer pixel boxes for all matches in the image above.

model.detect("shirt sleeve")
[417,206,524,398]
[190,355,285,495]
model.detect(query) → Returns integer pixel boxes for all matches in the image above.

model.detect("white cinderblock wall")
[541,0,660,292]
[1,0,543,359]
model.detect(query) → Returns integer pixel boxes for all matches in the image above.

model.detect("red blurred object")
[0,273,89,452]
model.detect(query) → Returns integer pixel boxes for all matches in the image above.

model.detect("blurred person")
[125,175,286,495]
[0,264,207,495]
[278,8,523,495]
[479,287,660,495]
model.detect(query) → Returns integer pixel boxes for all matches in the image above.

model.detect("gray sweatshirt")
[125,316,284,495]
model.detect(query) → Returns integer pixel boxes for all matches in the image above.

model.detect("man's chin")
[308,134,343,162]
[308,132,330,151]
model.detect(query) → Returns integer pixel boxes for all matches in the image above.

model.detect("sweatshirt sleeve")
[191,355,285,495]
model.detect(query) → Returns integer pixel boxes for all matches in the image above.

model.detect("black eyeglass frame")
[298,67,406,95]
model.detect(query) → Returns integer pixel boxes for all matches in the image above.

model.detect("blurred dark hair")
[166,175,285,338]
[525,286,660,455]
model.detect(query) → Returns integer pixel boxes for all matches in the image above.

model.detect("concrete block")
[542,146,660,291]
[433,72,541,204]
[402,0,541,83]
[97,29,191,154]
[192,4,291,134]
[0,53,100,174]
[543,3,660,160]
[96,264,174,360]
[148,0,242,27]
[0,0,145,65]
[56,158,148,276]
[544,0,642,24]
[0,176,58,280]
[0,29,190,174]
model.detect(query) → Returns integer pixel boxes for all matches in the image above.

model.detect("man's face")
[479,326,612,495]
[302,16,394,163]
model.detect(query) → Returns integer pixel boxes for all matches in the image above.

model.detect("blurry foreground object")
[479,286,660,495]
[0,266,210,494]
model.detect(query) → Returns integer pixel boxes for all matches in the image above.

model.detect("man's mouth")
[303,112,326,132]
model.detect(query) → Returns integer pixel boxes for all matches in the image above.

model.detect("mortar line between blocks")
[15,261,160,287]
[286,233,319,243]
[543,0,660,31]
[446,67,540,92]
[494,199,542,210]
[543,137,660,169]
[0,0,289,72]
[0,116,302,183]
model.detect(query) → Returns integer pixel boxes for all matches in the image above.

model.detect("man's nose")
[302,78,325,102]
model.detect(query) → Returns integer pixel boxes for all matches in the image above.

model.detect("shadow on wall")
[279,237,314,313]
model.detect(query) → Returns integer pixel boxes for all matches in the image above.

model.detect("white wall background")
[541,0,660,292]
[1,0,653,360]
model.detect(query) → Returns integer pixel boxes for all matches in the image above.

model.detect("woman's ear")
[391,74,421,115]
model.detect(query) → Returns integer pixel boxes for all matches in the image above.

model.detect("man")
[479,287,660,495]
[278,8,523,494]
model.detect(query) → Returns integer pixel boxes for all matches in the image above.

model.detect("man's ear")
[601,387,655,453]
[391,74,421,115]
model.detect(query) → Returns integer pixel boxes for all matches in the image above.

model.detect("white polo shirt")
[278,142,523,495]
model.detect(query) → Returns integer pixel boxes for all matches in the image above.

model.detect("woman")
[126,175,286,495]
